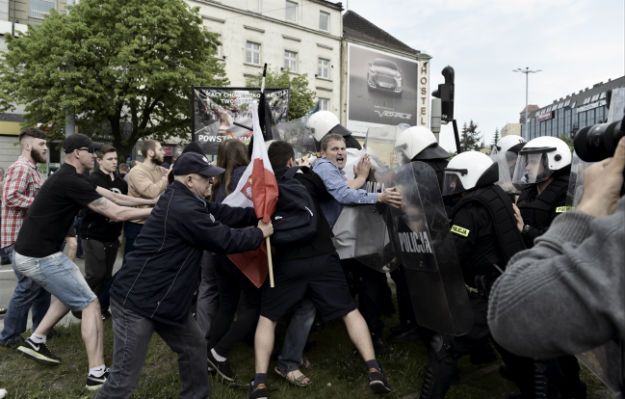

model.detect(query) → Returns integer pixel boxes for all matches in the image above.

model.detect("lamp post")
[513,66,541,138]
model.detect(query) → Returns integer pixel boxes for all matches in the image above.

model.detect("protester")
[206,139,259,383]
[124,140,168,256]
[0,166,10,265]
[79,145,128,319]
[489,137,625,360]
[0,128,51,348]
[248,141,392,399]
[96,152,272,399]
[13,134,155,391]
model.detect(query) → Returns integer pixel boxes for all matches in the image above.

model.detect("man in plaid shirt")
[0,128,50,347]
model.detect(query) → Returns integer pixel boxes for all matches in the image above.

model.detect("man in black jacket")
[80,145,127,319]
[97,152,273,399]
[248,141,391,399]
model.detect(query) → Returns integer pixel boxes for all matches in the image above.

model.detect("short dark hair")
[97,144,117,158]
[19,127,46,142]
[319,133,344,152]
[268,141,295,169]
[140,140,159,157]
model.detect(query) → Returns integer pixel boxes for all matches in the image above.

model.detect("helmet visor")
[442,170,466,196]
[511,152,553,187]
[493,150,521,194]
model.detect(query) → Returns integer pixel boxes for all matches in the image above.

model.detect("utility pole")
[513,66,541,138]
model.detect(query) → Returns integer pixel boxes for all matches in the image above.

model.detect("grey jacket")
[488,196,625,359]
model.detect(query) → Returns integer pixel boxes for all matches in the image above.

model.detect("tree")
[492,128,500,147]
[460,120,482,151]
[246,69,315,120]
[0,0,228,157]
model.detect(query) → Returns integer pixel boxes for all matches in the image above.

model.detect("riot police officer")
[417,151,526,399]
[511,136,587,399]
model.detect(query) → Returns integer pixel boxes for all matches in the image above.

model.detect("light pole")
[513,66,541,137]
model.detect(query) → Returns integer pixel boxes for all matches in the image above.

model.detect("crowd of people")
[0,109,623,399]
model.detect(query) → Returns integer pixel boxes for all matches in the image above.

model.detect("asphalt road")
[0,249,124,332]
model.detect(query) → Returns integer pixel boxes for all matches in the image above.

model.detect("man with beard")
[0,128,51,348]
[124,140,169,256]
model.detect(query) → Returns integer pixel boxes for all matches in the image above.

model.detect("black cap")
[172,152,225,177]
[63,134,94,154]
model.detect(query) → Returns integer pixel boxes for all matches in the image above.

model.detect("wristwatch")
[522,224,532,234]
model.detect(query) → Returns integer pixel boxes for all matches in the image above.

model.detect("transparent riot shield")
[578,341,624,397]
[565,152,591,208]
[274,115,317,162]
[388,161,473,335]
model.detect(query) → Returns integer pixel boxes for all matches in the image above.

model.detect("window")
[284,50,298,72]
[286,1,298,22]
[319,98,330,111]
[30,0,56,19]
[317,58,330,79]
[245,41,261,65]
[319,11,330,31]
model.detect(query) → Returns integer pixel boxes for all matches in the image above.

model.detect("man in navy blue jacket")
[97,152,273,399]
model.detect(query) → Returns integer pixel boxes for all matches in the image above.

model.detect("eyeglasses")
[77,147,94,154]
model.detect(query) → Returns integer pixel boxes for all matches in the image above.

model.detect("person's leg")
[419,334,459,399]
[31,296,70,336]
[96,299,154,398]
[342,309,376,361]
[252,315,277,391]
[277,299,316,373]
[157,314,209,399]
[83,239,107,296]
[81,299,105,367]
[207,257,241,349]
[195,251,219,340]
[99,241,119,314]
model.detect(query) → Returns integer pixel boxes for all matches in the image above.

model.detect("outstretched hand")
[378,187,402,208]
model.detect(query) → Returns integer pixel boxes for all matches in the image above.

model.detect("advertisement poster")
[192,87,289,155]
[347,43,419,134]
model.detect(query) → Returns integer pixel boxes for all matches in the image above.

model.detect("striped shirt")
[1,156,43,248]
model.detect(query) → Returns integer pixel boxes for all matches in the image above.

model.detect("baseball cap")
[172,152,225,177]
[63,134,94,154]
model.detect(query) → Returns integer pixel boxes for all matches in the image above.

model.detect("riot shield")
[578,341,624,397]
[565,152,591,208]
[388,161,473,335]
[274,115,317,161]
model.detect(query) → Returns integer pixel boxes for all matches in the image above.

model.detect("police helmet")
[306,111,351,141]
[442,151,498,196]
[511,136,571,187]
[395,126,450,164]
[491,135,526,193]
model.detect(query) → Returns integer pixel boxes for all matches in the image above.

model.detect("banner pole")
[266,236,275,288]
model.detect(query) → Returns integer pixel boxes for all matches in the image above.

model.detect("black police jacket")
[110,180,263,326]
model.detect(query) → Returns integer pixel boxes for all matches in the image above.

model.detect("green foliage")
[0,0,228,157]
[460,120,483,151]
[246,69,315,120]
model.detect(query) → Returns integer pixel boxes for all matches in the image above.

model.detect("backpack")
[271,167,318,245]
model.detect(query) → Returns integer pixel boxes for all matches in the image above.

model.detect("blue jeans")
[277,299,316,372]
[0,246,51,345]
[96,299,209,399]
[14,251,96,311]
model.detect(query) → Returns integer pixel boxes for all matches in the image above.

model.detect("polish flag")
[223,105,279,288]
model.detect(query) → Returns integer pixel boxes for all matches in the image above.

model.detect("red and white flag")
[223,105,279,288]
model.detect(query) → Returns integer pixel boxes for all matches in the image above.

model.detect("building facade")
[522,76,625,140]
[189,0,343,115]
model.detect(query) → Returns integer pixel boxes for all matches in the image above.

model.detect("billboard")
[191,87,289,155]
[347,43,419,134]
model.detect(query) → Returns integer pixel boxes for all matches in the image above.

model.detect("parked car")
[367,58,403,95]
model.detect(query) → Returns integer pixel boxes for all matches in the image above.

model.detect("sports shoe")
[17,338,61,365]
[368,368,392,394]
[207,350,235,382]
[0,337,24,349]
[248,381,269,399]
[86,368,110,391]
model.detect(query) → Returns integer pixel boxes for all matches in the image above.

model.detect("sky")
[345,0,625,151]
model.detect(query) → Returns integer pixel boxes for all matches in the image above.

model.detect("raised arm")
[87,197,152,222]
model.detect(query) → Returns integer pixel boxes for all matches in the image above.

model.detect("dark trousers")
[123,222,143,258]
[83,238,119,312]
[96,299,208,399]
[207,255,259,357]
[390,264,417,329]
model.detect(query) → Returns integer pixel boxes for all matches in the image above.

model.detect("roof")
[309,0,343,11]
[343,10,418,56]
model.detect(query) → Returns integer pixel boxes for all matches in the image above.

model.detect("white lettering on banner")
[419,61,429,126]
[398,231,433,254]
